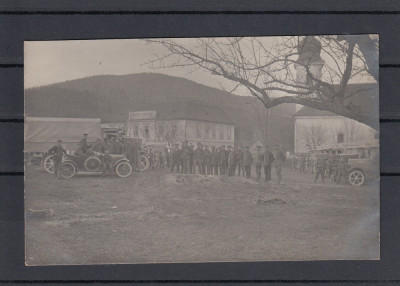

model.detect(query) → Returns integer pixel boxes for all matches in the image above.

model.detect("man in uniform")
[193,142,204,174]
[314,155,327,183]
[202,145,212,175]
[47,139,66,179]
[170,144,181,173]
[274,145,286,184]
[210,146,218,175]
[236,146,244,176]
[227,145,235,176]
[189,143,194,174]
[335,157,348,184]
[254,145,264,180]
[74,143,85,156]
[243,146,253,178]
[181,140,191,174]
[218,145,227,175]
[112,137,124,155]
[80,133,91,154]
[101,149,113,178]
[263,146,274,181]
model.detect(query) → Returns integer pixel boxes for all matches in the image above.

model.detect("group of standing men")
[169,141,286,183]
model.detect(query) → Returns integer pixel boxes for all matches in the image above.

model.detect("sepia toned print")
[24,35,379,265]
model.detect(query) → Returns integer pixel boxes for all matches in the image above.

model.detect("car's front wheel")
[61,162,76,179]
[116,161,132,178]
[348,169,365,186]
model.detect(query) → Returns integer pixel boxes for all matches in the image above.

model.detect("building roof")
[130,101,234,125]
[294,83,378,118]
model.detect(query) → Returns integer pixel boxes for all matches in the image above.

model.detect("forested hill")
[25,73,295,150]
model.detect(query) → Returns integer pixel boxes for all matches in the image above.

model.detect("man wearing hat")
[254,145,264,180]
[210,146,219,175]
[47,139,67,179]
[170,144,181,173]
[181,140,191,174]
[227,145,235,176]
[80,133,91,154]
[218,145,227,175]
[243,146,253,178]
[193,142,204,174]
[189,143,194,174]
[202,144,212,175]
[92,138,105,153]
[263,146,274,181]
[274,144,286,184]
[235,146,244,176]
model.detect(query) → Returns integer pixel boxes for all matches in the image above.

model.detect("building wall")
[185,120,234,147]
[294,116,377,153]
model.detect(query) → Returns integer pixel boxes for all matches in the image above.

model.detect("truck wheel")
[348,169,365,186]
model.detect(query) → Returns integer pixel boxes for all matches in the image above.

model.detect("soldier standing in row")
[170,144,181,173]
[254,145,264,180]
[274,145,286,184]
[314,155,327,183]
[181,140,191,174]
[47,139,66,179]
[263,146,274,181]
[210,146,219,175]
[202,145,212,175]
[189,143,194,174]
[243,146,253,178]
[218,146,226,175]
[227,145,235,176]
[236,147,244,176]
[193,142,203,174]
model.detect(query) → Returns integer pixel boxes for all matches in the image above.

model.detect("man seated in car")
[74,143,86,156]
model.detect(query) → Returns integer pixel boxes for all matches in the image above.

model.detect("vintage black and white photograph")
[24,35,379,265]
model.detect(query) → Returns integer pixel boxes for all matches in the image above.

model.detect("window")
[143,124,150,138]
[196,123,202,138]
[226,126,232,140]
[337,133,344,143]
[211,125,216,139]
[219,126,225,140]
[205,124,211,139]
[171,123,178,138]
[157,123,164,138]
[133,125,139,137]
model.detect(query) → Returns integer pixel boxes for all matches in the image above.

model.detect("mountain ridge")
[25,73,295,150]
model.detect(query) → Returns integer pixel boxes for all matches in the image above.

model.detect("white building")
[126,101,235,147]
[294,105,378,154]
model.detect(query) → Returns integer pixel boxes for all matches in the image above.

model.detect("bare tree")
[300,124,329,151]
[156,121,179,144]
[145,36,377,129]
[339,118,366,144]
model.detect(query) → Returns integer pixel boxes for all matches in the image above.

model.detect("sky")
[24,38,237,90]
[24,36,377,93]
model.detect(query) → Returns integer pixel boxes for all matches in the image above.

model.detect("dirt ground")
[25,164,379,265]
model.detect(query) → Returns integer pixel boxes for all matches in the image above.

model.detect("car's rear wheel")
[348,169,365,186]
[61,162,76,179]
[116,161,132,178]
[43,155,55,174]
[84,156,102,171]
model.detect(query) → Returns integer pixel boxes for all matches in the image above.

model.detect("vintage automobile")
[43,152,132,178]
[346,146,379,187]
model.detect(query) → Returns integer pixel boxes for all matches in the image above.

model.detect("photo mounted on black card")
[24,35,379,265]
